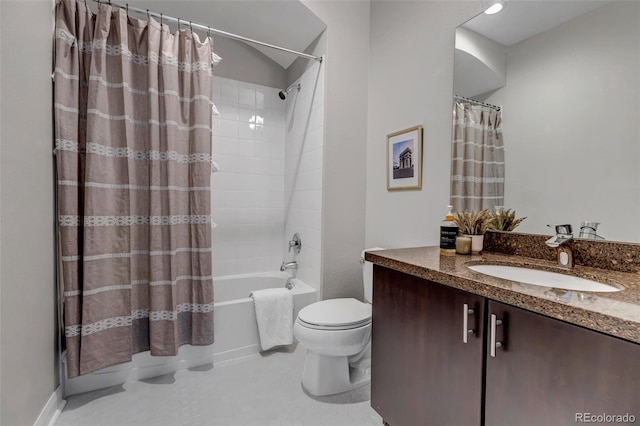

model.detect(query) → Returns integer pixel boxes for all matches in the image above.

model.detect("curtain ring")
[160,13,163,28]
[146,9,150,21]
[207,27,211,38]
[189,21,193,32]
[177,17,181,30]
[126,3,129,16]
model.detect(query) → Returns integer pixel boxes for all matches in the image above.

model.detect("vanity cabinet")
[485,300,640,426]
[371,266,485,426]
[371,265,640,426]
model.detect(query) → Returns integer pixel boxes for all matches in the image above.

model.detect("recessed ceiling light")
[484,2,504,14]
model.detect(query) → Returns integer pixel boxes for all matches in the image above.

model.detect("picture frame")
[386,125,423,190]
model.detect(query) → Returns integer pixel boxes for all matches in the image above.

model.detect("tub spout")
[285,277,295,290]
[280,261,298,272]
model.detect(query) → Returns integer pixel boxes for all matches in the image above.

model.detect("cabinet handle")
[490,314,503,357]
[463,303,475,343]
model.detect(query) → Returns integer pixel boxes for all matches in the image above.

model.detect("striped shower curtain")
[54,0,214,377]
[451,101,505,211]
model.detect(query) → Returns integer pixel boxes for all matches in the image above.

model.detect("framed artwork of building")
[386,125,423,190]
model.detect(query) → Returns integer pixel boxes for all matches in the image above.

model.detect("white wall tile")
[211,258,238,278]
[219,82,239,105]
[216,103,239,121]
[213,137,239,156]
[238,86,256,107]
[254,141,271,159]
[238,107,255,123]
[282,66,325,291]
[212,117,221,136]
[299,148,323,172]
[238,123,255,141]
[219,119,239,139]
[303,127,324,153]
[238,140,256,157]
[211,72,322,283]
[256,89,267,110]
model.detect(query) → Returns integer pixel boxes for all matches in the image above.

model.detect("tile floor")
[56,344,383,426]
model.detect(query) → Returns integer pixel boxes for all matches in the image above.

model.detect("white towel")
[251,288,293,351]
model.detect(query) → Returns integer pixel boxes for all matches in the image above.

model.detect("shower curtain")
[54,0,214,377]
[450,101,505,211]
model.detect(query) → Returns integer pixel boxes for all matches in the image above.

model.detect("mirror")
[453,1,640,243]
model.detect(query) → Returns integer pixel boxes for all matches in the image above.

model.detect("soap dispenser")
[440,205,458,254]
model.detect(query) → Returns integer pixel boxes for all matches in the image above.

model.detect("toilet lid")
[297,298,372,329]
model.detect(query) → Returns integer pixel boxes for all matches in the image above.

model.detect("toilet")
[293,247,384,396]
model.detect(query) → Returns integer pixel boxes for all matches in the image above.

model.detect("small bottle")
[440,205,458,254]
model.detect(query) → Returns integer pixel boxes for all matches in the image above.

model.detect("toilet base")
[301,347,371,396]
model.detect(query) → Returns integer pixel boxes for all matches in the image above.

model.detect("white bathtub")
[64,271,317,396]
[210,271,317,362]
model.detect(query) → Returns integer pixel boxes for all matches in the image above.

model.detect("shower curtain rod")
[88,0,322,62]
[454,95,501,111]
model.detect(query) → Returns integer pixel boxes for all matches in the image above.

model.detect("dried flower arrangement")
[454,210,491,236]
[489,208,527,232]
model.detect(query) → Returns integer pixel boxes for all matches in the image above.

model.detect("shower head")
[278,83,301,101]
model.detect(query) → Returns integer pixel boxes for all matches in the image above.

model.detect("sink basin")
[468,264,621,293]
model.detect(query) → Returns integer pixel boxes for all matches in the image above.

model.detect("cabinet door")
[485,300,640,426]
[371,266,485,426]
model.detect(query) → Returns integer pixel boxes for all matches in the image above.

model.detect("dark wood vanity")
[367,246,640,426]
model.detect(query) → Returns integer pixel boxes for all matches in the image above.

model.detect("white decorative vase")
[467,234,484,254]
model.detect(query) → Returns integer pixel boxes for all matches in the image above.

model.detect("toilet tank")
[361,247,385,303]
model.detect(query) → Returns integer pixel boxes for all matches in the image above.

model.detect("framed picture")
[387,125,423,190]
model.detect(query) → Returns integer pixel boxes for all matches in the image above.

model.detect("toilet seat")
[297,298,371,331]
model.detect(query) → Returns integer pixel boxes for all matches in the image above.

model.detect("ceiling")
[463,0,611,46]
[126,1,326,69]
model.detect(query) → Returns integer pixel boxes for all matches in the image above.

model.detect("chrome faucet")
[285,277,295,290]
[579,221,604,240]
[545,224,573,247]
[546,224,574,268]
[280,261,298,272]
[288,233,302,255]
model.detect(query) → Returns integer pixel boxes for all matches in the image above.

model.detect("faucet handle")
[547,224,573,235]
[288,233,302,254]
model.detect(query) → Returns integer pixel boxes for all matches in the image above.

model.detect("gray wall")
[366,1,484,249]
[0,1,58,425]
[0,1,498,422]
[299,1,370,301]
[213,35,287,89]
[483,2,640,242]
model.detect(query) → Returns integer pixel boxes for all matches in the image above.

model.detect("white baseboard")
[64,343,261,395]
[34,385,66,426]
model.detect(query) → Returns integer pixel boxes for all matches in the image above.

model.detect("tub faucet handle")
[288,233,302,255]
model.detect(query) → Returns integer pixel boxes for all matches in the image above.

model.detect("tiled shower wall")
[211,63,324,289]
[211,78,286,277]
[284,62,325,292]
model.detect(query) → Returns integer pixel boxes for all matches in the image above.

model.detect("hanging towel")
[251,288,294,351]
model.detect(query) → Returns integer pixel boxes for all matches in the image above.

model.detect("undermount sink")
[468,264,621,293]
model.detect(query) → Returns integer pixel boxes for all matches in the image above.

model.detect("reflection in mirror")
[452,1,640,243]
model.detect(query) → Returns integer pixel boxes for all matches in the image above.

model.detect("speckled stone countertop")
[365,247,640,344]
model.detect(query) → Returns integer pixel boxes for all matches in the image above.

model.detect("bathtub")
[210,271,317,362]
[64,271,317,396]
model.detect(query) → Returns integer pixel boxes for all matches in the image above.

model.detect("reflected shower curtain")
[54,0,214,377]
[451,101,505,211]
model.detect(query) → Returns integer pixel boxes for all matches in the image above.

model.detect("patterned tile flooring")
[56,344,383,426]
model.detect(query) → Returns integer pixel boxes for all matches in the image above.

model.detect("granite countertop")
[365,246,640,344]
